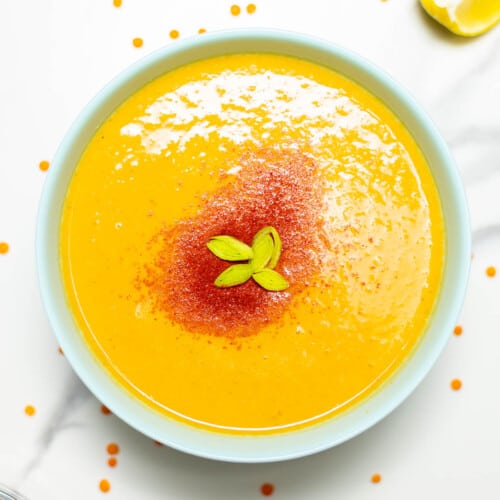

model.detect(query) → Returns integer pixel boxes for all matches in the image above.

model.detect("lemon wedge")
[420,0,500,36]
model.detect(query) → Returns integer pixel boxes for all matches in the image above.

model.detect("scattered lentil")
[39,160,50,172]
[486,266,496,278]
[99,479,110,493]
[101,405,111,415]
[132,37,143,48]
[24,405,36,417]
[107,442,120,455]
[260,483,274,496]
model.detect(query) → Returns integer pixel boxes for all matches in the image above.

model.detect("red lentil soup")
[60,54,444,433]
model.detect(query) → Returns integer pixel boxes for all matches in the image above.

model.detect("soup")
[60,54,444,433]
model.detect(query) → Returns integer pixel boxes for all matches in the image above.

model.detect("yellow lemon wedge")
[420,0,500,36]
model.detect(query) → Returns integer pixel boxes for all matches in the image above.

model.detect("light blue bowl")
[36,29,470,463]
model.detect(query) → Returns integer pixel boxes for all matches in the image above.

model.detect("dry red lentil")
[39,160,50,172]
[24,405,36,416]
[106,442,120,455]
[101,405,111,415]
[260,483,274,496]
[99,479,110,493]
[132,37,143,48]
[486,266,496,278]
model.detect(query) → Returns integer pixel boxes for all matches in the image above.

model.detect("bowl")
[36,29,470,463]
[0,485,28,500]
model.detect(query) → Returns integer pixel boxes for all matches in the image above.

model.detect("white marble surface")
[1,0,500,498]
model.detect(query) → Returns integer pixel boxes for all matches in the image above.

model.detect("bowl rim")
[36,28,471,463]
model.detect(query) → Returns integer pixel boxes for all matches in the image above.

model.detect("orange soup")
[60,54,444,433]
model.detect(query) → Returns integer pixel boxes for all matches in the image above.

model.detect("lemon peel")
[420,0,500,36]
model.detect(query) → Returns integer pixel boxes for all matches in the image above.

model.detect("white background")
[1,0,500,498]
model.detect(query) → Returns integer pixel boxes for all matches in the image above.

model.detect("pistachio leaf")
[214,264,253,288]
[250,233,274,271]
[252,226,282,269]
[207,235,253,261]
[252,268,289,292]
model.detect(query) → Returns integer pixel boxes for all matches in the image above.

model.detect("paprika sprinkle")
[141,148,324,338]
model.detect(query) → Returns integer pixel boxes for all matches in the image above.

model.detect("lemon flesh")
[420,0,500,36]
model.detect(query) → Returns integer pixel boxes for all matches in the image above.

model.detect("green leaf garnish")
[250,233,274,271]
[252,269,290,292]
[207,235,254,261]
[207,226,289,292]
[251,226,282,269]
[214,263,254,287]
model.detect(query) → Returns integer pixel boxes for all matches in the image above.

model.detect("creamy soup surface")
[61,54,444,433]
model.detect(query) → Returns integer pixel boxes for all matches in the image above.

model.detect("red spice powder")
[141,148,325,338]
